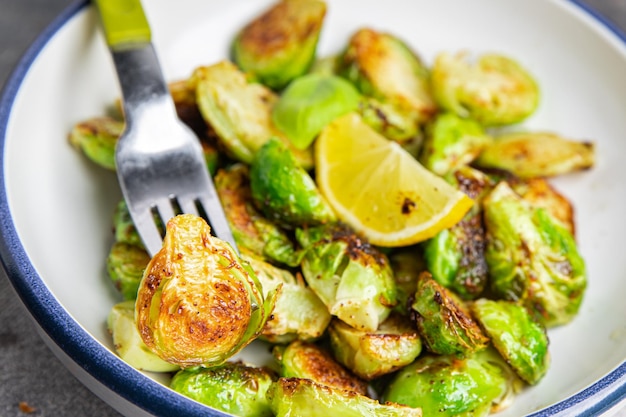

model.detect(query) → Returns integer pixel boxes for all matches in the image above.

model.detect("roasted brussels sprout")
[215,164,303,267]
[243,254,331,344]
[423,167,493,300]
[388,246,427,312]
[269,377,423,417]
[431,52,539,126]
[296,223,397,331]
[68,116,123,170]
[410,272,489,356]
[135,214,276,367]
[232,0,327,90]
[328,314,422,380]
[107,301,179,372]
[357,96,420,143]
[383,347,523,416]
[509,176,575,235]
[472,299,550,385]
[191,61,313,168]
[170,362,276,417]
[250,137,335,228]
[482,182,587,327]
[274,340,368,395]
[419,112,492,176]
[106,241,150,301]
[475,131,595,178]
[113,199,146,248]
[272,73,361,150]
[338,28,437,125]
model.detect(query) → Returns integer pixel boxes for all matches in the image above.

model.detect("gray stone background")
[0,0,625,416]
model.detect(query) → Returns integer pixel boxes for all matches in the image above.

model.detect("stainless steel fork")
[94,0,236,257]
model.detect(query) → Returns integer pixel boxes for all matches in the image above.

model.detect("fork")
[94,0,237,257]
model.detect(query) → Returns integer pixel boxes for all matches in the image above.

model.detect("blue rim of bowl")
[0,1,624,416]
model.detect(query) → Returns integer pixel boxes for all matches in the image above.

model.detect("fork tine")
[177,197,201,218]
[154,197,177,229]
[131,208,164,257]
[197,195,238,252]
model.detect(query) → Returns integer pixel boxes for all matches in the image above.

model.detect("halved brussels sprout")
[410,272,489,356]
[170,362,276,417]
[272,73,361,150]
[273,340,368,395]
[419,112,492,176]
[68,116,123,170]
[475,131,595,178]
[250,137,335,228]
[383,347,523,416]
[296,223,397,331]
[338,28,437,125]
[482,182,587,327]
[191,61,313,168]
[135,214,276,367]
[388,246,427,313]
[112,199,144,248]
[243,254,331,344]
[357,96,421,143]
[328,314,422,380]
[509,176,575,236]
[215,164,303,267]
[106,241,150,301]
[431,52,539,126]
[232,0,327,90]
[423,167,493,300]
[107,301,179,372]
[269,377,423,417]
[472,299,550,385]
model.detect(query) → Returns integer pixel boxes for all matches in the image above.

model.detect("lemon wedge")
[315,113,474,247]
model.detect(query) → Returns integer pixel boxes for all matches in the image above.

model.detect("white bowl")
[1,0,625,416]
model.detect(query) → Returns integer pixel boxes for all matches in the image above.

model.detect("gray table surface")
[1,0,626,416]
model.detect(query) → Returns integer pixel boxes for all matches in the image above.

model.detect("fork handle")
[94,0,175,127]
[94,0,151,48]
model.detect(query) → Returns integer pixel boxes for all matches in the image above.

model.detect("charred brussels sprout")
[106,241,150,301]
[243,255,331,344]
[383,348,523,416]
[419,112,492,176]
[232,0,327,90]
[274,340,368,395]
[296,224,397,331]
[250,137,335,228]
[431,52,539,126]
[423,167,493,300]
[215,164,303,267]
[68,116,123,170]
[272,73,361,150]
[410,272,489,356]
[170,362,276,417]
[472,299,550,385]
[509,177,575,236]
[269,377,423,417]
[357,96,421,143]
[135,214,276,367]
[113,200,144,248]
[338,28,437,126]
[482,182,587,327]
[329,314,422,380]
[475,131,595,178]
[107,301,179,372]
[388,246,427,312]
[191,61,313,168]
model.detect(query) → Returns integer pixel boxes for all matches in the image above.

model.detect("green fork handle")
[93,0,152,49]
